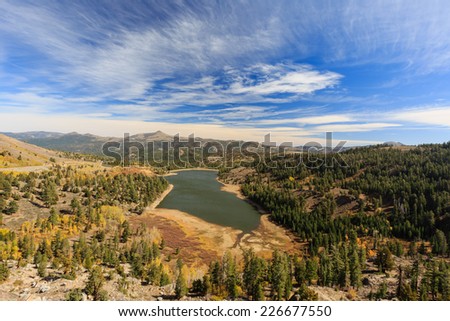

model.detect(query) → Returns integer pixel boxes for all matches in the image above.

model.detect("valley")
[0,134,449,302]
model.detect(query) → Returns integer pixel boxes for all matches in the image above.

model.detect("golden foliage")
[99,206,125,224]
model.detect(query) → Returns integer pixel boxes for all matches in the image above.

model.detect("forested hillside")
[1,143,449,301]
[220,143,450,300]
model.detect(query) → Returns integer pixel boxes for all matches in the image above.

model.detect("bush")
[66,288,84,301]
[0,262,10,283]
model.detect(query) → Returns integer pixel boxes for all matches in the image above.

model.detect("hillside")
[0,134,67,168]
[218,142,450,300]
[0,142,449,301]
[3,131,179,155]
[3,132,113,155]
[2,131,247,158]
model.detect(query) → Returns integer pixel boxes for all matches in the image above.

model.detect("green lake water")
[157,170,261,233]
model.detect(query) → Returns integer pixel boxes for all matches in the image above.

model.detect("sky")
[1,0,450,146]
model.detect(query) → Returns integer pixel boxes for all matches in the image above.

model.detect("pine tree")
[42,181,58,207]
[175,266,188,299]
[223,252,238,300]
[120,221,131,243]
[85,266,107,301]
[243,249,267,301]
[3,200,18,215]
[293,256,306,286]
[432,230,448,256]
[38,255,48,278]
[349,247,362,288]
[305,257,318,285]
[269,250,291,300]
[0,262,9,283]
[376,247,394,273]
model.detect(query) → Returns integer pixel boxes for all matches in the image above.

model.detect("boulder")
[39,285,50,293]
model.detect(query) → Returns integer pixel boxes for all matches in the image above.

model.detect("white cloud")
[0,1,283,100]
[0,0,447,147]
[227,64,342,96]
[0,112,380,146]
[256,114,353,126]
[391,107,450,127]
[312,123,402,133]
[144,63,342,108]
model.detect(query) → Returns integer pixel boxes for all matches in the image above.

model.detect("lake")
[158,170,261,233]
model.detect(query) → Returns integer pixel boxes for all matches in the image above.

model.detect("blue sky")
[1,0,450,145]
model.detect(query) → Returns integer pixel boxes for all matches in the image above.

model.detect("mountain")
[1,131,233,155]
[3,131,114,155]
[383,141,405,147]
[4,131,65,140]
[130,130,174,141]
[0,134,65,168]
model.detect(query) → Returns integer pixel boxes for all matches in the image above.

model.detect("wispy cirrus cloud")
[143,63,342,108]
[0,0,283,100]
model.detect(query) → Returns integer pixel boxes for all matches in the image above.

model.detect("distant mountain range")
[2,131,406,156]
[2,131,234,155]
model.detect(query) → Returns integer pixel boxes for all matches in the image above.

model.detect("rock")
[289,294,301,301]
[39,285,50,293]
[19,293,30,300]
[31,282,37,288]
[362,277,371,286]
[157,297,163,301]
[82,293,88,301]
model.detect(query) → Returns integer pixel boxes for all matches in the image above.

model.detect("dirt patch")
[220,167,256,185]
[0,261,171,301]
[130,208,239,266]
[132,181,300,267]
[240,215,301,259]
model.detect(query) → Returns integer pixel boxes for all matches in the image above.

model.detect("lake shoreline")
[144,169,300,261]
[148,183,174,210]
[161,167,219,177]
[218,178,269,215]
[170,167,219,172]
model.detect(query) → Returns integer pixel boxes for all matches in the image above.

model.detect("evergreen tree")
[41,181,59,207]
[0,262,9,283]
[38,255,48,278]
[85,266,107,301]
[349,247,362,288]
[175,266,188,299]
[120,221,131,243]
[376,247,394,273]
[432,230,448,256]
[243,249,267,300]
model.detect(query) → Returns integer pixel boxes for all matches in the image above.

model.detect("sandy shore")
[219,182,244,198]
[138,179,299,265]
[148,184,174,210]
[162,167,220,177]
[218,180,300,256]
[135,171,300,266]
[219,180,269,214]
[132,207,242,266]
[170,167,219,173]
